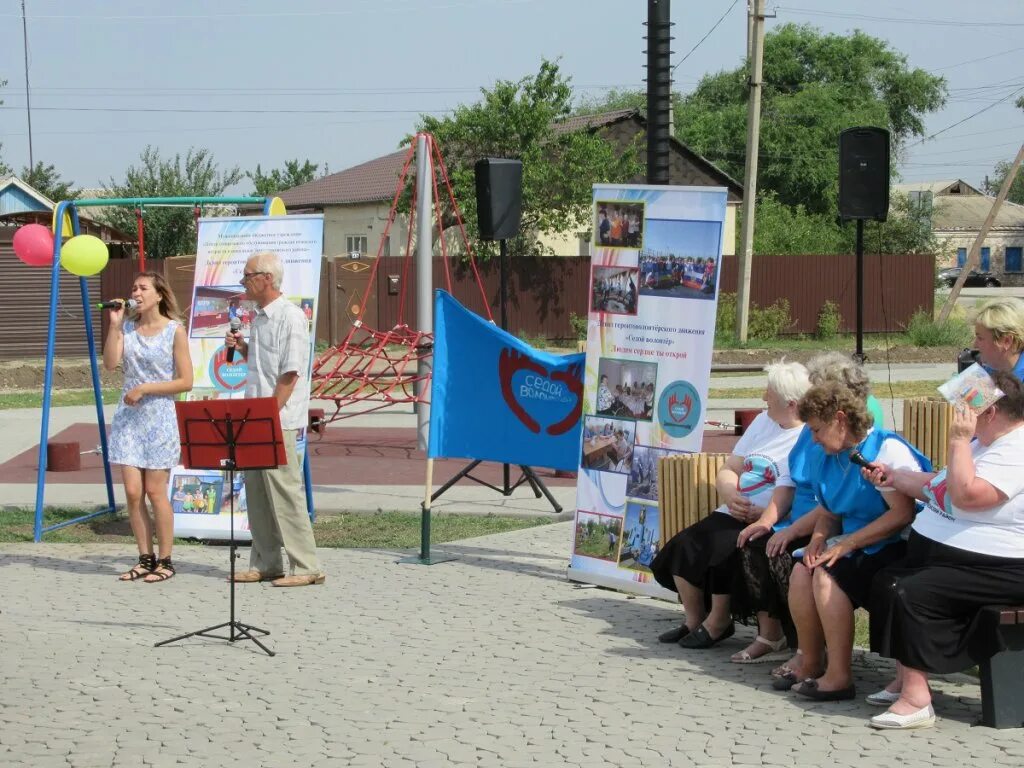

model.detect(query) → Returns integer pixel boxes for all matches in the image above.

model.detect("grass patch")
[708,380,946,400]
[714,333,920,351]
[0,507,553,547]
[0,389,120,410]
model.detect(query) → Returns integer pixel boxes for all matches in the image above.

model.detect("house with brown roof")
[277,108,743,259]
[894,179,1024,286]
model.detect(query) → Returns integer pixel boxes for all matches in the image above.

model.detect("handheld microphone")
[849,450,887,482]
[95,298,138,311]
[226,317,242,363]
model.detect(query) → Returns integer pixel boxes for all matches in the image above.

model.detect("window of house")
[1006,246,1023,273]
[980,246,991,272]
[346,235,368,255]
[956,247,967,268]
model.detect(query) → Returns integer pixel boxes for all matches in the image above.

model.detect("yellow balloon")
[268,197,287,216]
[51,209,74,239]
[61,235,109,277]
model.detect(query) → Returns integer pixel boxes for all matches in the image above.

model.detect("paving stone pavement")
[1,522,1020,768]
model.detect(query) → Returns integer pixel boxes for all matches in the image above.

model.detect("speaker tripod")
[430,230,562,515]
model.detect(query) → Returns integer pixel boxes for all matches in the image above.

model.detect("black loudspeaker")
[474,158,523,241]
[839,127,890,221]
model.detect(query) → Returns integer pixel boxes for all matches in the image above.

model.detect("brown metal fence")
[9,250,934,359]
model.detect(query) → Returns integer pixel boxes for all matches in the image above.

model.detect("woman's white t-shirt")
[912,424,1024,558]
[715,411,803,516]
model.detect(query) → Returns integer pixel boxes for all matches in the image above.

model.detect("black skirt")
[650,512,744,595]
[869,530,1024,674]
[734,534,810,648]
[818,539,907,609]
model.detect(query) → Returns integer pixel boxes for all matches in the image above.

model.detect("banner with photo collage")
[171,214,324,540]
[567,184,728,597]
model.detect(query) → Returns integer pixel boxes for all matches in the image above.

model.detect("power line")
[672,0,742,75]
[0,105,453,115]
[905,85,1024,149]
[932,46,1024,72]
[775,6,1024,28]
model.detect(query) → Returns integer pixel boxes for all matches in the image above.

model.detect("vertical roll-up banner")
[568,185,728,597]
[171,214,324,540]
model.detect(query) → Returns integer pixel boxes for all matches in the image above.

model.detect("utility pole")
[735,0,765,342]
[21,0,34,171]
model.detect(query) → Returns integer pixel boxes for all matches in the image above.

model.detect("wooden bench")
[656,452,729,544]
[978,607,1024,728]
[902,397,953,469]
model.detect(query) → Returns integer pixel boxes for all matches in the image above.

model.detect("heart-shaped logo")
[209,346,248,391]
[498,348,583,436]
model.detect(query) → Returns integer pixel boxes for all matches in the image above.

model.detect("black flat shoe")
[678,622,735,649]
[771,671,799,691]
[791,679,856,701]
[658,624,689,643]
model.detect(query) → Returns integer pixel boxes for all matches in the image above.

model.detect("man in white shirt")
[225,252,325,587]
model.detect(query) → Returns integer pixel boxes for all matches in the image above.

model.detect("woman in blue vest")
[784,380,931,701]
[734,352,885,668]
[974,298,1024,382]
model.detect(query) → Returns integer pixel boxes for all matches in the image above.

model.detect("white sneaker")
[869,705,936,730]
[865,688,901,707]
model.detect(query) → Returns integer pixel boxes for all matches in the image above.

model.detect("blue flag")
[428,291,584,471]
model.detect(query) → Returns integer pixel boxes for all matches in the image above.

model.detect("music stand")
[155,398,286,657]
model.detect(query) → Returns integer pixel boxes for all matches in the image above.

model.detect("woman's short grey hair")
[249,251,284,290]
[765,360,812,403]
[805,351,871,399]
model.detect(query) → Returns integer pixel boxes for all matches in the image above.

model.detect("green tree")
[246,159,320,196]
[676,24,946,215]
[99,146,243,258]
[984,158,1024,206]
[578,24,946,218]
[416,59,643,257]
[22,161,76,201]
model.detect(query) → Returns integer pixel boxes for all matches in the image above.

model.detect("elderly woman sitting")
[650,361,811,649]
[863,371,1024,729]
[973,298,1024,381]
[782,381,930,700]
[735,353,880,665]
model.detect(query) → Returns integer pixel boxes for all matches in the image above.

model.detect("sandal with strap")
[731,634,789,664]
[119,553,156,581]
[144,557,175,583]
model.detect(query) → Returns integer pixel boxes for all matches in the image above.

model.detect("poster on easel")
[171,214,323,540]
[567,184,728,597]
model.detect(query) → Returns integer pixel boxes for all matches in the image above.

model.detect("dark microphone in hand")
[95,298,138,311]
[849,450,886,482]
[226,317,242,363]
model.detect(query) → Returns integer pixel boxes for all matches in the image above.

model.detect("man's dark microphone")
[227,318,242,363]
[849,450,887,482]
[95,298,138,311]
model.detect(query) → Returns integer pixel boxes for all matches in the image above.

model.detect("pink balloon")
[12,223,55,267]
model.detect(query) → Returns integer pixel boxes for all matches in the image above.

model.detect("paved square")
[1,522,1019,767]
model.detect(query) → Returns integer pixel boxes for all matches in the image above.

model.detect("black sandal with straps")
[144,557,176,583]
[119,553,156,581]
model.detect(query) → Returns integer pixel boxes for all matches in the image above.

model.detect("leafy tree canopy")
[100,146,243,259]
[416,59,643,257]
[579,24,946,219]
[22,161,76,201]
[247,159,320,197]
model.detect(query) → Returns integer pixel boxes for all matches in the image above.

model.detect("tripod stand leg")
[430,459,482,502]
[519,465,563,513]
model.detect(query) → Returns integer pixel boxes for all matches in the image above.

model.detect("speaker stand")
[430,238,563,515]
[854,218,866,364]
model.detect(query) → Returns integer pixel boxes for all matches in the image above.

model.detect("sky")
[0,0,1021,194]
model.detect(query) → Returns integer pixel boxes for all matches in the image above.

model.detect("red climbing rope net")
[310,133,491,421]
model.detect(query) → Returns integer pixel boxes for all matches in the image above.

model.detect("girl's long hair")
[132,271,182,322]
